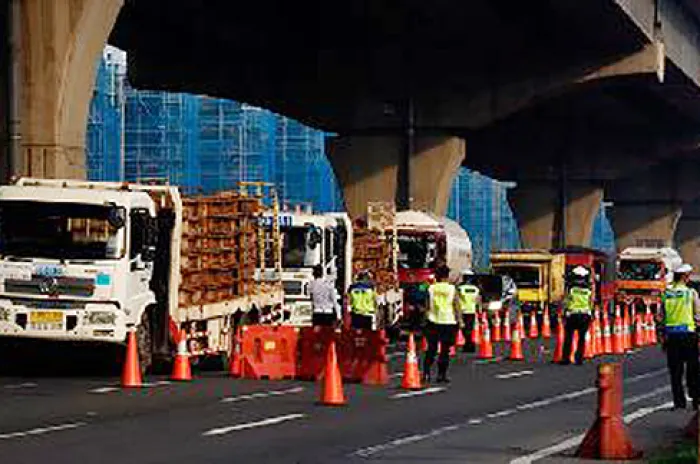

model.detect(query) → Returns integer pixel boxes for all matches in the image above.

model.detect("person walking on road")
[659,263,700,410]
[309,265,341,327]
[457,270,481,353]
[423,265,462,383]
[560,266,593,365]
[348,270,377,330]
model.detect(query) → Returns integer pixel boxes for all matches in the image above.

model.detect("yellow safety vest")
[428,282,457,325]
[664,283,696,332]
[566,287,592,314]
[349,286,376,316]
[457,284,479,314]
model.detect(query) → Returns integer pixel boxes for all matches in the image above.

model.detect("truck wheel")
[137,312,153,376]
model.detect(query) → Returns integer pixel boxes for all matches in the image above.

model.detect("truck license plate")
[29,311,63,329]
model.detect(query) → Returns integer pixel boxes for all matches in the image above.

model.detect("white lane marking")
[202,413,305,437]
[221,386,304,403]
[496,370,534,380]
[3,382,38,390]
[0,422,87,440]
[390,387,445,399]
[89,380,172,394]
[475,356,505,364]
[623,386,671,406]
[509,401,673,464]
[389,373,403,379]
[351,368,667,459]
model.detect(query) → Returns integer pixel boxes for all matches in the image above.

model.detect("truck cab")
[554,247,615,314]
[263,208,351,325]
[615,247,681,309]
[0,178,160,349]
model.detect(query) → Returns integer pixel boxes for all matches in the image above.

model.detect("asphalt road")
[0,339,684,464]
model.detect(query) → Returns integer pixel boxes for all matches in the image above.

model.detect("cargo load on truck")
[0,178,282,372]
[616,247,681,309]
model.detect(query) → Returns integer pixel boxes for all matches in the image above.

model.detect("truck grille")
[4,276,95,297]
[282,280,303,296]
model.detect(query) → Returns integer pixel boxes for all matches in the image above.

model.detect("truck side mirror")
[108,205,126,229]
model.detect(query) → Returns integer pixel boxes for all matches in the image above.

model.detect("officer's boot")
[436,360,450,384]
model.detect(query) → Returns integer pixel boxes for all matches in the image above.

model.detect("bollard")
[576,363,641,460]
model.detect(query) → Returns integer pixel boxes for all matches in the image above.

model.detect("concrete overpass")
[4,0,700,263]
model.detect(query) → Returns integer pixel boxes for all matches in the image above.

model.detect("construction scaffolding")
[275,118,342,212]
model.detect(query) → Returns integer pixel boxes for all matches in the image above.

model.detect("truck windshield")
[0,201,123,260]
[281,226,309,269]
[618,260,662,281]
[493,266,540,289]
[398,235,435,269]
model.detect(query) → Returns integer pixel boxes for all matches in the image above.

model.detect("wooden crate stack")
[351,202,398,293]
[179,191,262,307]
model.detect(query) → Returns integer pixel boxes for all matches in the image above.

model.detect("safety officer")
[560,265,593,365]
[309,264,341,327]
[659,263,700,410]
[348,270,377,330]
[457,270,481,353]
[422,265,462,383]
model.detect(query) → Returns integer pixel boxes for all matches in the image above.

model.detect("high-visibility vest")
[457,284,479,314]
[664,283,696,333]
[566,287,592,314]
[349,286,376,316]
[428,282,457,325]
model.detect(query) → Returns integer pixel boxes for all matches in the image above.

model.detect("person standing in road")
[309,265,341,327]
[348,270,377,330]
[423,265,462,383]
[457,270,481,353]
[659,263,700,410]
[560,266,593,365]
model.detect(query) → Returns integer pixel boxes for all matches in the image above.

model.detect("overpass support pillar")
[676,217,700,271]
[609,203,681,251]
[14,0,123,179]
[327,135,465,217]
[508,182,602,249]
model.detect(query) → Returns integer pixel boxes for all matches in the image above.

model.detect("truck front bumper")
[0,300,127,343]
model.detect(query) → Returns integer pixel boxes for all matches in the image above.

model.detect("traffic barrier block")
[240,325,298,380]
[340,328,389,386]
[297,326,337,381]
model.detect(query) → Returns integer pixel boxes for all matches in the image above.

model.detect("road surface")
[0,341,683,464]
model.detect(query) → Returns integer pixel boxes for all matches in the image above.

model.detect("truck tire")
[137,311,153,376]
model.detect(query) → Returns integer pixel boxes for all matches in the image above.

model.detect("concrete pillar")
[676,217,700,271]
[609,203,681,250]
[327,135,464,218]
[508,182,602,249]
[15,0,123,179]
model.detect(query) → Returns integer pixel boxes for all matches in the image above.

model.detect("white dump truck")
[616,246,682,307]
[0,178,282,371]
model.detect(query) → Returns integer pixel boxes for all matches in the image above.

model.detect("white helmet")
[676,263,693,274]
[572,266,590,277]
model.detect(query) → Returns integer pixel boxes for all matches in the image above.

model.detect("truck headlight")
[85,311,117,326]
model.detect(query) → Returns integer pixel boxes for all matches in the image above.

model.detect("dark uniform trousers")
[665,332,699,408]
[460,314,476,352]
[350,313,373,330]
[423,322,457,377]
[562,313,591,364]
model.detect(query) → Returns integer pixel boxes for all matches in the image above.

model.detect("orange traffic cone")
[633,313,645,348]
[401,333,422,390]
[541,307,552,339]
[603,312,613,354]
[503,311,512,342]
[478,315,494,360]
[509,319,525,361]
[171,330,193,381]
[319,340,347,406]
[649,313,658,345]
[612,310,625,355]
[456,327,466,348]
[472,314,482,347]
[492,312,502,342]
[643,308,653,346]
[552,315,565,363]
[570,332,579,364]
[622,308,632,352]
[593,314,603,356]
[584,326,594,360]
[528,312,539,339]
[121,329,142,388]
[229,326,242,377]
